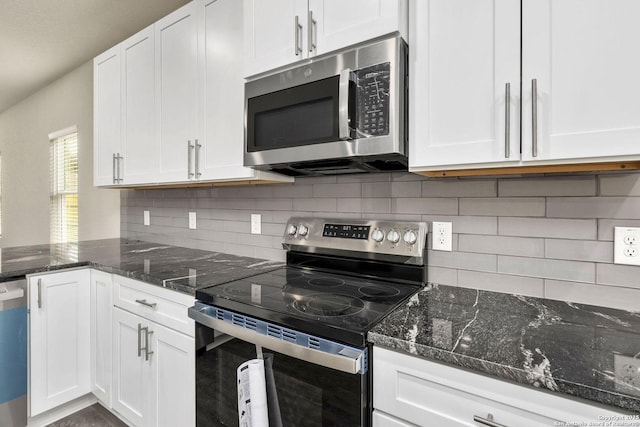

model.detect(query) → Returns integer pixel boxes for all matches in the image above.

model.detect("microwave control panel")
[356,62,391,137]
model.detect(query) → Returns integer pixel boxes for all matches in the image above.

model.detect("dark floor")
[46,403,127,427]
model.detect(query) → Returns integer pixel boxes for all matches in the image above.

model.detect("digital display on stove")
[322,224,370,239]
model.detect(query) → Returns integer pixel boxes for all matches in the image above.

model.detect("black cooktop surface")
[195,266,423,347]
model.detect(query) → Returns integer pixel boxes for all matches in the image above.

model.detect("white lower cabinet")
[373,346,627,427]
[91,270,113,407]
[29,269,92,417]
[112,277,195,427]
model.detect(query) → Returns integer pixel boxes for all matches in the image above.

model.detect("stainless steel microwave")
[244,36,408,176]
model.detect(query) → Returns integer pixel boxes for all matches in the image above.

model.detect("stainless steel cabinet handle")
[115,153,123,183]
[37,278,42,309]
[187,140,194,179]
[135,299,157,309]
[112,153,117,184]
[145,329,154,361]
[294,16,302,56]
[532,78,538,158]
[195,139,202,178]
[473,414,508,427]
[137,323,143,357]
[308,11,317,53]
[504,82,511,158]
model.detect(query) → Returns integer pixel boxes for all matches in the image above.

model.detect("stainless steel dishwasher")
[0,278,27,427]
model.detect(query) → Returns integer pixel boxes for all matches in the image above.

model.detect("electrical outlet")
[251,214,262,235]
[432,221,452,251]
[189,212,197,230]
[614,227,640,266]
[143,211,150,226]
[614,354,640,397]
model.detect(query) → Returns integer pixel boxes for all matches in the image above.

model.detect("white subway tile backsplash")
[547,197,640,219]
[460,197,545,217]
[459,235,544,258]
[422,179,497,198]
[498,256,595,283]
[544,279,640,312]
[392,197,458,215]
[545,239,613,263]
[458,271,544,297]
[499,217,596,240]
[121,171,640,302]
[599,173,640,196]
[499,176,596,197]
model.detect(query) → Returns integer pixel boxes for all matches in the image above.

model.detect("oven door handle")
[188,306,364,375]
[338,68,355,140]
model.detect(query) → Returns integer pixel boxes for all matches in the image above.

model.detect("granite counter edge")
[368,332,640,414]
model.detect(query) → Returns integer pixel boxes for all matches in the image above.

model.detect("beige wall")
[0,60,120,247]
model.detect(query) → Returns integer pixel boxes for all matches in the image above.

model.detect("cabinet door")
[121,26,157,185]
[93,46,121,186]
[309,0,406,56]
[522,0,640,162]
[244,0,308,77]
[29,270,91,416]
[155,2,198,183]
[198,0,258,181]
[408,0,520,171]
[148,322,195,427]
[90,270,112,407]
[112,307,151,427]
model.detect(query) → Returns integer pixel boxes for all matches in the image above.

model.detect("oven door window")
[197,337,366,426]
[246,76,342,152]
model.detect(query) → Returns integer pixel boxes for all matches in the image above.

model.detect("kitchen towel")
[237,359,269,427]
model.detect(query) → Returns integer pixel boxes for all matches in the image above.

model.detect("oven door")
[190,306,370,427]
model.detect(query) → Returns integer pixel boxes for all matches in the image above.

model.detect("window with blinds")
[50,129,78,244]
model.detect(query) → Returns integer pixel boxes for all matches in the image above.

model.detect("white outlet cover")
[251,214,262,235]
[189,212,197,230]
[432,221,452,251]
[143,210,150,226]
[614,226,640,266]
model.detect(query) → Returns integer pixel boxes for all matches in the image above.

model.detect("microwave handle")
[338,68,354,140]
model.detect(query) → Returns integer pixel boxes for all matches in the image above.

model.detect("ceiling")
[0,0,191,114]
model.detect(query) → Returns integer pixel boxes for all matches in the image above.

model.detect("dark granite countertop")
[0,238,283,295]
[368,283,640,414]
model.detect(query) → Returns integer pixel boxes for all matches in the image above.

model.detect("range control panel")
[283,217,428,262]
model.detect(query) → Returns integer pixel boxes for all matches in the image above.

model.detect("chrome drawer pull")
[473,413,507,427]
[135,299,157,309]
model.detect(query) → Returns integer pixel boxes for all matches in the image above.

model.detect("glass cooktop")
[195,266,423,348]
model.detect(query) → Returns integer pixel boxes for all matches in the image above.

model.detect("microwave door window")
[247,76,341,151]
[254,98,334,148]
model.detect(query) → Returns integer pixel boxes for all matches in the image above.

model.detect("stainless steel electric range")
[189,217,427,427]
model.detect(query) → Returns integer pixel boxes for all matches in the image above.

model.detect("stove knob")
[298,224,309,236]
[371,229,385,242]
[403,230,418,245]
[287,224,297,236]
[387,229,400,244]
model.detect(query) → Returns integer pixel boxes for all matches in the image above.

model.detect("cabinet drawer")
[113,275,194,337]
[373,347,626,427]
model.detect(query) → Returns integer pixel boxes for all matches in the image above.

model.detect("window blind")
[50,131,78,244]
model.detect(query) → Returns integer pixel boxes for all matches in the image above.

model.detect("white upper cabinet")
[155,2,199,183]
[408,0,520,170]
[121,27,156,185]
[521,0,640,163]
[244,0,307,77]
[198,0,292,183]
[410,0,640,175]
[94,0,292,187]
[244,0,407,77]
[93,46,121,186]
